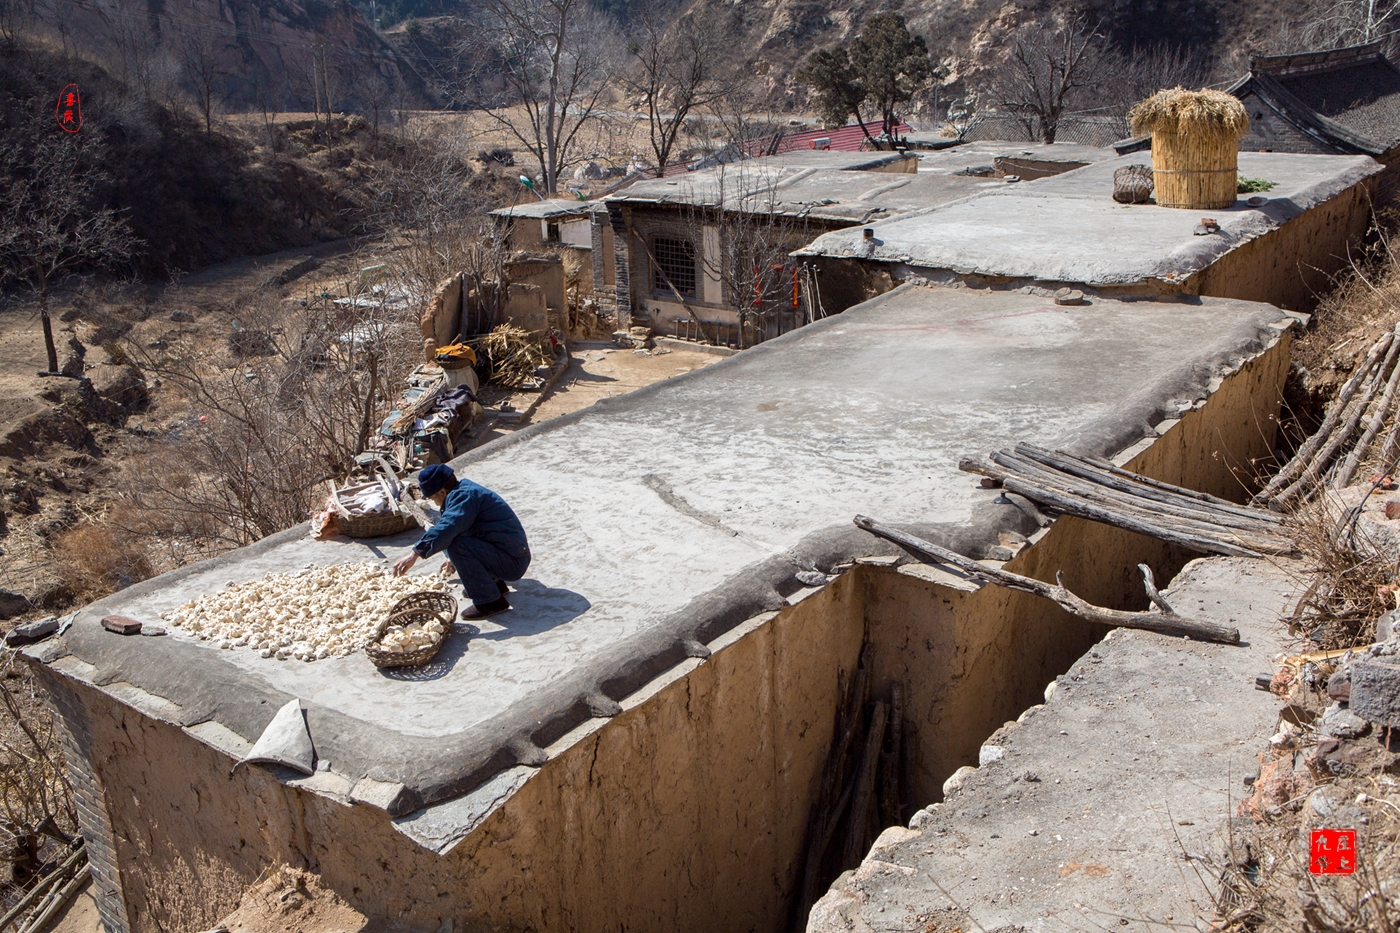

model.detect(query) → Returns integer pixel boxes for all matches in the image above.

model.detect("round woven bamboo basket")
[1129,88,1249,211]
[365,592,458,669]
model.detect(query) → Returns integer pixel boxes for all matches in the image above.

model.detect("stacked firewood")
[793,645,912,929]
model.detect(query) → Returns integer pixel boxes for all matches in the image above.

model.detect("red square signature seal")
[1310,829,1357,875]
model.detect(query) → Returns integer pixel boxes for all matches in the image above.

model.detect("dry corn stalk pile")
[161,563,452,661]
[471,324,552,388]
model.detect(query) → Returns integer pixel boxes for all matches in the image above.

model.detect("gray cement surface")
[806,556,1302,933]
[609,166,992,224]
[798,152,1381,286]
[912,142,1117,175]
[26,287,1296,826]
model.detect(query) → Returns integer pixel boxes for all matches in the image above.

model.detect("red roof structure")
[653,120,915,178]
[749,120,913,157]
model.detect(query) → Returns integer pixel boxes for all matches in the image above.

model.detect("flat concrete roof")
[606,167,993,223]
[737,149,917,172]
[28,286,1296,836]
[797,152,1382,285]
[488,199,596,220]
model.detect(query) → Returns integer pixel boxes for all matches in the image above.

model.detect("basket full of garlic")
[365,591,458,669]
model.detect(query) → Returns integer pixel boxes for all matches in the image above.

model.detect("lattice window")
[651,236,697,297]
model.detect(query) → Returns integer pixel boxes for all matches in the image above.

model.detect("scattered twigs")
[853,516,1241,644]
[0,840,86,933]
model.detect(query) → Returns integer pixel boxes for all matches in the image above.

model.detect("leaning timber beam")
[854,516,1242,645]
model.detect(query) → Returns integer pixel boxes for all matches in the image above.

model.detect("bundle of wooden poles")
[1254,322,1400,511]
[0,841,88,933]
[792,645,912,930]
[961,443,1294,558]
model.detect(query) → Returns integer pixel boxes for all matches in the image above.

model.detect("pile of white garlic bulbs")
[375,617,447,655]
[161,563,453,662]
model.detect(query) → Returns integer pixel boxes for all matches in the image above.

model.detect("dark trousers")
[446,536,531,605]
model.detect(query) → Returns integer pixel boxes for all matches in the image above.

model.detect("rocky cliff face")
[736,0,1330,109]
[31,0,430,111]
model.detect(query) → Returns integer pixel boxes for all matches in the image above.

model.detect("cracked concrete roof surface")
[27,286,1297,832]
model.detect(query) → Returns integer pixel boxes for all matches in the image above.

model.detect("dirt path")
[473,341,726,447]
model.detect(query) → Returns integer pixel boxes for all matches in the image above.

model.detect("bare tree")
[1299,0,1400,49]
[126,279,418,548]
[367,139,505,315]
[678,165,807,347]
[0,117,138,373]
[625,11,733,176]
[984,14,1113,144]
[349,66,393,139]
[463,0,618,194]
[180,31,230,134]
[1105,43,1212,136]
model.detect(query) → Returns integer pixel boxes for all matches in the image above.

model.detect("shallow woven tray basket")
[365,591,459,669]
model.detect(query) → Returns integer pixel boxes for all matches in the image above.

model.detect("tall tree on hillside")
[465,0,617,195]
[850,13,932,138]
[625,12,734,176]
[0,118,138,373]
[181,32,230,135]
[985,14,1113,144]
[797,13,932,145]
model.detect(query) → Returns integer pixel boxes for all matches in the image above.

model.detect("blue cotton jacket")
[412,479,529,559]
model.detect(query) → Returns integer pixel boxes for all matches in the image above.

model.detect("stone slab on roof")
[796,152,1382,285]
[26,286,1296,825]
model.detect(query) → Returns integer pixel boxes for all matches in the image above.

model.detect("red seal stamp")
[1310,829,1357,875]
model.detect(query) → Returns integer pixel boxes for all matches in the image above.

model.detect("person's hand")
[439,560,453,577]
[392,552,418,577]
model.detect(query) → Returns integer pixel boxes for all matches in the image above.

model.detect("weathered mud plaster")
[26,286,1297,932]
[799,152,1381,310]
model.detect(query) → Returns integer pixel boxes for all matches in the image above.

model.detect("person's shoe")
[461,596,510,619]
[497,580,509,597]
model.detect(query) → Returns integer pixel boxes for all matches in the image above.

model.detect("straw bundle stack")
[470,324,553,388]
[1130,88,1249,210]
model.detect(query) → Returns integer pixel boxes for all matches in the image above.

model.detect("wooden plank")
[854,516,1242,644]
[991,449,1284,536]
[1013,444,1284,525]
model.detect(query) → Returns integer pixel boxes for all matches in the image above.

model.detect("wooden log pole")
[853,516,1241,644]
[1254,330,1394,504]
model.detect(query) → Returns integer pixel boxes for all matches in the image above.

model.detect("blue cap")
[417,464,458,497]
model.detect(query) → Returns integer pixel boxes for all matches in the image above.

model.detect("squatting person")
[392,464,531,619]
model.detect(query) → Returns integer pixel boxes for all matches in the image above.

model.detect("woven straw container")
[1149,130,1238,209]
[1129,87,1249,211]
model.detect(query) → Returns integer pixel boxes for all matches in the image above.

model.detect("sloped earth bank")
[808,556,1303,932]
